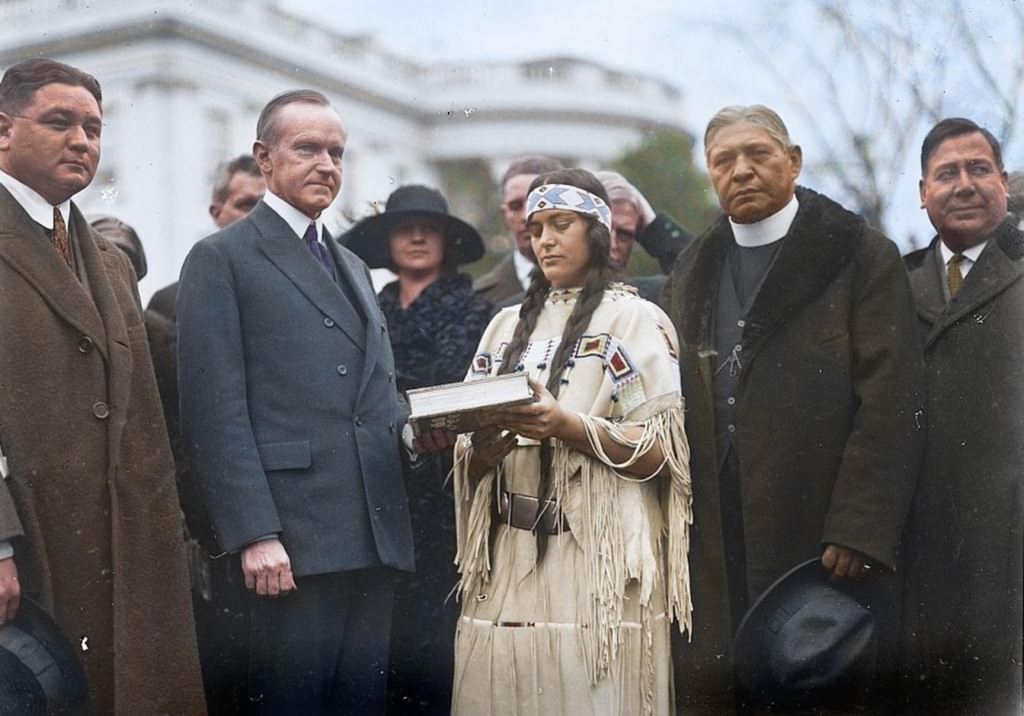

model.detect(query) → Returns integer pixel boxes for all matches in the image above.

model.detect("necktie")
[303,223,333,277]
[947,254,965,298]
[52,207,72,268]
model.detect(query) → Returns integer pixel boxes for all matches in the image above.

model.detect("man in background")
[473,154,563,305]
[147,153,265,320]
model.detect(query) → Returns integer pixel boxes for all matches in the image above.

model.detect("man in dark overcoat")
[177,89,415,714]
[663,105,924,711]
[899,117,1023,715]
[0,59,205,714]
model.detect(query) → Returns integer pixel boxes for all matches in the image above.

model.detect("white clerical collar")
[513,247,535,289]
[0,168,72,230]
[262,190,325,241]
[730,195,799,247]
[939,238,987,267]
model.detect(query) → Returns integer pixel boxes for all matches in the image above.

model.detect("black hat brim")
[344,209,485,270]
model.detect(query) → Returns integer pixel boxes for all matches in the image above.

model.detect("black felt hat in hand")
[345,184,485,269]
[734,558,878,709]
[0,599,90,715]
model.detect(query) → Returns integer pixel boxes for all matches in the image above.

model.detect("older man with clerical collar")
[899,118,1023,715]
[0,58,204,713]
[664,104,924,712]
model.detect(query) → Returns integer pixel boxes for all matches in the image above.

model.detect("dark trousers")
[246,569,395,715]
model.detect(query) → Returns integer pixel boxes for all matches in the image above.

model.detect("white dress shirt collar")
[939,238,987,279]
[730,195,800,248]
[262,190,325,241]
[513,248,535,290]
[0,168,72,229]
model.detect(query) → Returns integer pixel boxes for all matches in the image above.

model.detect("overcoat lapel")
[741,187,860,358]
[0,187,108,359]
[71,205,134,463]
[907,243,947,328]
[250,203,367,352]
[922,222,1024,349]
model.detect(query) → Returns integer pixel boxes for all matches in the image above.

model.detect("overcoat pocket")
[257,440,312,471]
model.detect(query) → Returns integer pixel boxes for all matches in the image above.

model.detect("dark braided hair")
[496,168,615,560]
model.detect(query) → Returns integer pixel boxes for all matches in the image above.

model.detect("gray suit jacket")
[177,200,414,576]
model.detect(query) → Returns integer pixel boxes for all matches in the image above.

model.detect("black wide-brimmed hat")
[734,558,878,709]
[0,599,90,714]
[345,185,485,269]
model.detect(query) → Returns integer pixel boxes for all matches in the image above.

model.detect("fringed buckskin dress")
[452,283,692,715]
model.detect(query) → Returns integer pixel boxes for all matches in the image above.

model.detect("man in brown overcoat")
[664,105,924,711]
[0,58,205,714]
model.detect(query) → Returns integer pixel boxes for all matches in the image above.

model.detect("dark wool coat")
[899,222,1024,715]
[0,188,205,714]
[473,251,523,306]
[378,274,490,713]
[663,187,924,711]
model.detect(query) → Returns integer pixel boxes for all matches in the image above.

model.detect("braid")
[497,270,549,375]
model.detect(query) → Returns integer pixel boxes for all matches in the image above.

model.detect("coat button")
[92,402,110,419]
[389,422,395,433]
[388,371,394,383]
[336,364,348,376]
[355,416,363,427]
[324,317,335,328]
[78,336,94,353]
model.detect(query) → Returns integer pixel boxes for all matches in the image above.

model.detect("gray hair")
[704,105,795,157]
[594,170,649,232]
[1008,171,1024,216]
[500,155,564,192]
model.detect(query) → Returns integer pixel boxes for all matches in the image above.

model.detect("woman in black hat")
[346,184,490,715]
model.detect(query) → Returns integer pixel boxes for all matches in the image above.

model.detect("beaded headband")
[525,184,613,231]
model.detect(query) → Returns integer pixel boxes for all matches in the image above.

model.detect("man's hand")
[241,538,297,597]
[415,428,458,453]
[0,558,20,624]
[822,544,878,580]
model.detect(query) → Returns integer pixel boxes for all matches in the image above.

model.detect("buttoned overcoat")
[0,187,205,714]
[663,187,924,710]
[899,222,1024,715]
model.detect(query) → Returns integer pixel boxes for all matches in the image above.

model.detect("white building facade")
[0,0,687,297]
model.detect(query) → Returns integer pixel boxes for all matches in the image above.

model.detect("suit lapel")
[924,222,1024,348]
[0,187,108,358]
[251,203,366,352]
[326,239,385,402]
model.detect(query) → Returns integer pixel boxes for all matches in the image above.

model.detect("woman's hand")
[497,378,578,441]
[466,426,518,482]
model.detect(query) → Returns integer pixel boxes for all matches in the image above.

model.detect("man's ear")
[919,178,927,209]
[209,203,221,223]
[0,112,13,151]
[789,144,803,178]
[253,140,271,175]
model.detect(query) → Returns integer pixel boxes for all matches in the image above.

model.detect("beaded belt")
[497,490,571,535]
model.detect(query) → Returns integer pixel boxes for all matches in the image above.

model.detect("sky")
[282,0,1021,250]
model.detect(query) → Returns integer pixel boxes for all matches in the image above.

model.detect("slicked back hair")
[256,89,331,148]
[920,117,1004,175]
[704,104,794,157]
[211,154,262,204]
[0,58,102,116]
[500,155,564,194]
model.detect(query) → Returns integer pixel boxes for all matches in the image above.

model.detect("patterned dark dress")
[380,273,492,715]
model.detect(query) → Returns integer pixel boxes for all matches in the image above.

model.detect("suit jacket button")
[389,422,395,433]
[78,336,94,353]
[92,401,110,419]
[324,317,335,328]
[355,417,363,427]
[336,364,348,376]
